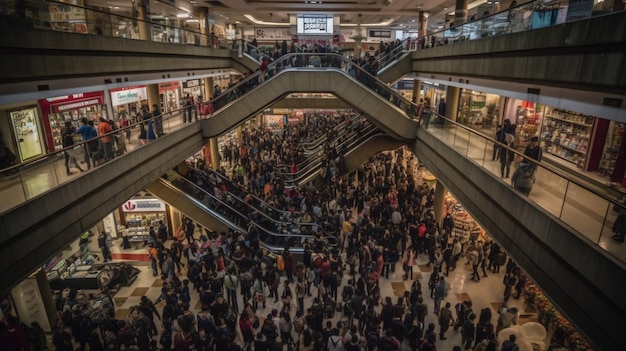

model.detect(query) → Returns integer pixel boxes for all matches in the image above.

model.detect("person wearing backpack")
[501,334,520,351]
[511,161,535,196]
[378,329,399,351]
[328,329,344,351]
[461,313,477,350]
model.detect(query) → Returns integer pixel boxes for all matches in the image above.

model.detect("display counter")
[48,262,139,292]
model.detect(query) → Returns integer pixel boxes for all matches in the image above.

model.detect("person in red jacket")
[260,57,269,82]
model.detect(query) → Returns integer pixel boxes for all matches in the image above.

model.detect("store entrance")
[9,106,45,161]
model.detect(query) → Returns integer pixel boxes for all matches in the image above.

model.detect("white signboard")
[11,279,51,332]
[110,87,147,106]
[122,199,166,212]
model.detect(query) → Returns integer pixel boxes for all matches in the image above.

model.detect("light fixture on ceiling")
[177,13,190,18]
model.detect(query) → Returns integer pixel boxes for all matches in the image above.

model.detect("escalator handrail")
[182,165,339,243]
[164,171,333,245]
[276,121,380,181]
[203,53,419,122]
[277,127,381,187]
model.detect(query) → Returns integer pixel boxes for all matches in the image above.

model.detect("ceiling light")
[177,13,190,18]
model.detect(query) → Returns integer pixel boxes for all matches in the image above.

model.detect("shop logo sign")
[123,201,136,210]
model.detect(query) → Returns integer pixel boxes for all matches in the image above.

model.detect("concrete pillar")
[210,138,220,170]
[434,180,447,227]
[445,85,461,122]
[137,0,151,41]
[146,84,159,111]
[198,7,208,47]
[203,77,212,102]
[413,79,422,103]
[418,12,428,38]
[236,126,243,146]
[454,0,469,27]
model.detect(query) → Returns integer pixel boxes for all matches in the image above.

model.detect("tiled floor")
[56,149,552,350]
[94,242,541,350]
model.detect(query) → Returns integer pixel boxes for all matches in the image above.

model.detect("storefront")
[598,121,626,185]
[38,91,106,152]
[420,81,446,109]
[501,99,625,183]
[213,75,232,97]
[458,90,504,136]
[158,81,181,113]
[120,198,170,244]
[503,98,545,147]
[110,85,148,121]
[7,106,46,162]
[392,79,416,101]
[182,79,205,103]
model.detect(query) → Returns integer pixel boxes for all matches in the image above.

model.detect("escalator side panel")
[145,180,232,235]
[377,53,413,85]
[201,70,418,141]
[344,135,408,172]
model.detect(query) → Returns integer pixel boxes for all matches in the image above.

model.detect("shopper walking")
[98,231,112,262]
[61,121,84,175]
[438,302,454,340]
[76,117,96,170]
[152,104,163,136]
[97,116,114,162]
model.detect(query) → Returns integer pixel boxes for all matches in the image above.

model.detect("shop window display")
[459,91,502,136]
[598,121,625,181]
[515,103,543,147]
[9,107,45,161]
[540,108,594,168]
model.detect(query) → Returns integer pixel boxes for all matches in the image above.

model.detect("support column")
[434,180,447,228]
[210,138,220,170]
[146,84,159,111]
[236,126,243,146]
[445,85,461,122]
[412,79,422,103]
[454,0,469,27]
[137,0,151,41]
[203,77,213,102]
[418,11,428,39]
[198,7,208,47]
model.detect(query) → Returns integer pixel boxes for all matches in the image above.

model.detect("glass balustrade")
[375,1,623,71]
[425,111,626,263]
[1,49,623,265]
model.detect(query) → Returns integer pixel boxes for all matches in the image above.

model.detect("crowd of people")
[2,112,544,351]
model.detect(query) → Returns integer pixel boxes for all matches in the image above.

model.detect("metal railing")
[3,0,243,49]
[424,110,626,263]
[0,53,417,215]
[163,169,338,250]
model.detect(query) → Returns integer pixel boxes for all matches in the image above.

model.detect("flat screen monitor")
[297,15,333,35]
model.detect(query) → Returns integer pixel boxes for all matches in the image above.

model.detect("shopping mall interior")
[0,1,625,351]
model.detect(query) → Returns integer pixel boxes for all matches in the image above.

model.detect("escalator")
[147,170,339,253]
[0,53,417,296]
[276,116,383,188]
[202,53,418,142]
